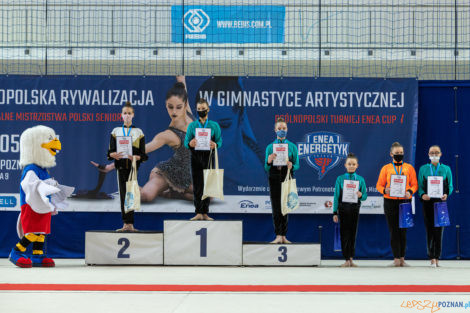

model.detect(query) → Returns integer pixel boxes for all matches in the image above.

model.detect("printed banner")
[171,6,285,43]
[0,76,418,214]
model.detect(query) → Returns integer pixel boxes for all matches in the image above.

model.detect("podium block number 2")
[196,228,207,257]
[278,246,287,262]
[117,237,130,259]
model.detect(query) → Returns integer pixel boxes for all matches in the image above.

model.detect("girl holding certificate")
[332,153,367,267]
[418,145,453,267]
[92,77,195,202]
[108,102,147,231]
[376,142,418,267]
[184,98,222,221]
[264,117,299,244]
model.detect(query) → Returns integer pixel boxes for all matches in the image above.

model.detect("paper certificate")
[116,136,133,157]
[342,180,359,203]
[195,128,211,151]
[428,176,444,198]
[273,144,288,166]
[390,174,407,198]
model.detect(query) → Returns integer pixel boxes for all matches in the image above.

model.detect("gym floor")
[1,259,470,313]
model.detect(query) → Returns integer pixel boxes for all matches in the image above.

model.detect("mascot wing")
[21,170,61,213]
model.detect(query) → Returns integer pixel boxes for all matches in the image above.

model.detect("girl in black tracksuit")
[332,153,368,267]
[107,102,147,231]
[264,117,299,244]
[184,98,222,221]
[418,145,453,267]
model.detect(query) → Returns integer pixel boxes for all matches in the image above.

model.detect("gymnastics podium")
[85,221,320,266]
[85,231,163,265]
[163,220,243,265]
[243,243,321,266]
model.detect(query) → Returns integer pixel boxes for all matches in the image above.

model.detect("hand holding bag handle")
[284,167,292,182]
[206,146,219,171]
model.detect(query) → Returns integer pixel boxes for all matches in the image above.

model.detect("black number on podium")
[278,246,287,262]
[117,237,130,258]
[195,228,207,257]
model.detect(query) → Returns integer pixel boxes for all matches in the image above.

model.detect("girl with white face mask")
[264,117,299,244]
[418,145,454,267]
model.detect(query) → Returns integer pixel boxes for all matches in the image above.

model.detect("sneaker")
[401,261,410,267]
[31,254,55,267]
[430,263,437,268]
[9,249,32,268]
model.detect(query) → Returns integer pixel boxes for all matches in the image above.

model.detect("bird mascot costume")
[9,125,73,268]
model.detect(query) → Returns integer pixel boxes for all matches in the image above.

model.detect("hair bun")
[166,82,188,103]
[173,82,186,89]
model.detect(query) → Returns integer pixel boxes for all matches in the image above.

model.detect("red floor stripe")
[1,284,470,293]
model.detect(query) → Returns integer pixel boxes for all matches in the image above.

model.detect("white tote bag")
[124,157,141,212]
[281,168,299,216]
[202,147,224,200]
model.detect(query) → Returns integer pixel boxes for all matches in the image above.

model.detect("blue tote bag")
[434,202,451,227]
[399,202,414,228]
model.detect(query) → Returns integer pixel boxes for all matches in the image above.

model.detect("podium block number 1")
[117,237,130,259]
[196,228,207,257]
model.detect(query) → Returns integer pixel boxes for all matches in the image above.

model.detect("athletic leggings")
[338,203,360,260]
[117,168,134,224]
[384,198,410,258]
[422,199,444,260]
[268,167,291,236]
[190,150,212,214]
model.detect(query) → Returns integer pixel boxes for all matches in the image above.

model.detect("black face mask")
[393,154,404,162]
[197,110,208,118]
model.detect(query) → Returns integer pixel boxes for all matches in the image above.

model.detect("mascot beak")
[41,138,62,156]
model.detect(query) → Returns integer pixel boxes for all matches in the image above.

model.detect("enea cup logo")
[184,9,210,33]
[298,132,349,180]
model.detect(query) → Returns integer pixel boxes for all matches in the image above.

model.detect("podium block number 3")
[278,246,287,262]
[117,237,130,259]
[196,228,207,257]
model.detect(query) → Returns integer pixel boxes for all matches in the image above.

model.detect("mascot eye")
[49,135,53,140]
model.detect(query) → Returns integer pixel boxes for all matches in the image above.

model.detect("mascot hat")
[19,125,61,168]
